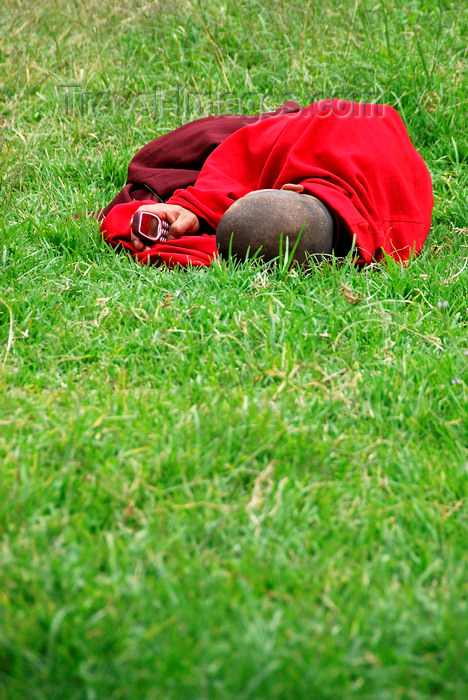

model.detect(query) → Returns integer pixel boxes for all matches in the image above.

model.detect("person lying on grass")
[101,99,433,268]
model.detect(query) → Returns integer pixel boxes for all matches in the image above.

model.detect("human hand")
[281,183,304,194]
[130,203,200,250]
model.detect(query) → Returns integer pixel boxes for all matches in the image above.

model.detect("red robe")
[100,102,300,218]
[101,100,433,266]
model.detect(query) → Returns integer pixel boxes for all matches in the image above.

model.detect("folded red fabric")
[100,200,217,268]
[167,101,434,264]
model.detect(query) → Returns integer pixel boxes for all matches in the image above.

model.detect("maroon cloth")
[100,103,302,219]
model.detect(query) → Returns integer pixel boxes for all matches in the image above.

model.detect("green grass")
[1,0,467,698]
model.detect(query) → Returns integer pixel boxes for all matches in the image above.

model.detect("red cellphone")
[132,211,170,245]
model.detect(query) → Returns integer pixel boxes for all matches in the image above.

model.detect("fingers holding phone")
[131,211,169,250]
[131,204,200,248]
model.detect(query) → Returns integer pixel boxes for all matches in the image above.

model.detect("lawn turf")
[0,0,467,698]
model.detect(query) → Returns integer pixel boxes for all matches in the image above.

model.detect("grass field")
[1,0,467,698]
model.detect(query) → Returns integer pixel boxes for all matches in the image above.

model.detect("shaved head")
[216,189,335,265]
